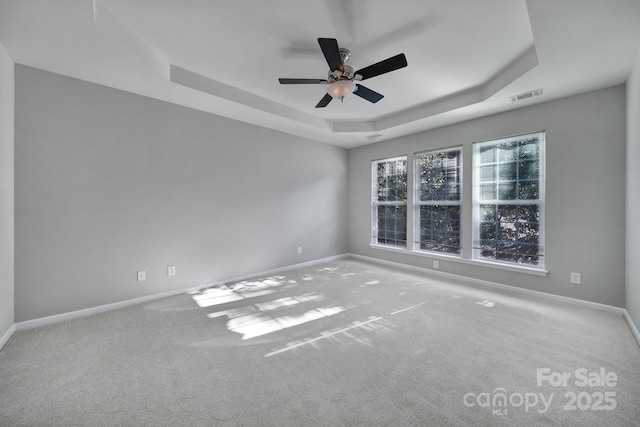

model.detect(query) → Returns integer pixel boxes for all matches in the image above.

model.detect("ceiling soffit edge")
[92,0,539,138]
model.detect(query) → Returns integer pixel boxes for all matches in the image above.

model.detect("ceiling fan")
[278,38,408,108]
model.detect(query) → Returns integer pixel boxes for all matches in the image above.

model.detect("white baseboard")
[15,254,348,332]
[623,310,640,348]
[0,324,16,351]
[15,289,188,331]
[13,252,637,348]
[346,253,626,315]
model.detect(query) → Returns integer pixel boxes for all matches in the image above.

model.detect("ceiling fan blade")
[318,38,344,72]
[315,93,333,108]
[355,53,408,80]
[279,78,328,84]
[353,84,384,103]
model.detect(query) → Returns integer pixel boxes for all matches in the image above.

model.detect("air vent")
[367,133,383,141]
[510,88,543,102]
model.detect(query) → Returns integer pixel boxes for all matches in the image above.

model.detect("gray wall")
[10,63,634,322]
[627,52,640,327]
[0,43,14,336]
[349,86,627,307]
[14,65,348,322]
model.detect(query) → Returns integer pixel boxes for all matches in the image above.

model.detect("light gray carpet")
[1,258,639,426]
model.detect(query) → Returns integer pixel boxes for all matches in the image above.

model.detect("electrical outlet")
[570,272,581,285]
[168,265,176,277]
[433,260,439,269]
[298,246,303,255]
[137,270,146,281]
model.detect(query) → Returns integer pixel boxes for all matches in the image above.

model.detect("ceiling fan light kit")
[328,80,356,102]
[279,38,408,108]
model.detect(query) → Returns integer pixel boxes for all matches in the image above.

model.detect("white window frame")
[472,131,546,267]
[371,156,408,248]
[413,146,463,255]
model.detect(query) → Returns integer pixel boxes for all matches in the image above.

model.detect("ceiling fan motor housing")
[339,48,352,64]
[328,64,355,82]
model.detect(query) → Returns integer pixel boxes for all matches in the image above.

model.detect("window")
[473,131,545,266]
[414,147,462,254]
[372,156,407,247]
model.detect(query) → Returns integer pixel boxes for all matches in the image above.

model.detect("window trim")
[367,132,548,277]
[472,131,546,268]
[371,155,408,248]
[369,242,549,276]
[413,146,463,256]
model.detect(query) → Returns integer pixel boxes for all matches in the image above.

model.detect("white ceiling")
[1,0,639,148]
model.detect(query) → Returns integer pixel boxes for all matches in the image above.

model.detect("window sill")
[368,244,549,277]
